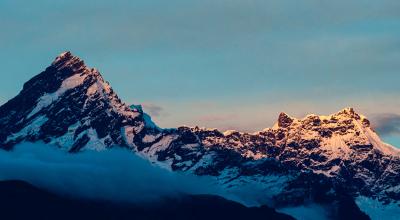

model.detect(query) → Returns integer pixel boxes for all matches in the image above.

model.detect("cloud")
[0,142,284,207]
[0,143,226,203]
[370,113,400,136]
[142,103,165,117]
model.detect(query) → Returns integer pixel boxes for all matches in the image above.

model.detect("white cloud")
[0,142,223,203]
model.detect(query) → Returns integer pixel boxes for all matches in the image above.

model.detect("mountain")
[0,52,399,218]
[0,180,295,220]
[0,51,146,151]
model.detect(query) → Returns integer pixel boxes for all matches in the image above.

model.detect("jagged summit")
[333,107,363,120]
[51,51,86,77]
[51,51,102,78]
[276,112,294,128]
[52,51,75,65]
[275,108,364,125]
[270,107,369,131]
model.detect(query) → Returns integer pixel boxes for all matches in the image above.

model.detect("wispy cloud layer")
[0,142,273,206]
[142,103,165,117]
[371,114,400,136]
[0,143,221,203]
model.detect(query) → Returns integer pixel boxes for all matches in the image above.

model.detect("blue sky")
[0,0,399,146]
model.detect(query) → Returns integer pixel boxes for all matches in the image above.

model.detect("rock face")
[0,52,399,210]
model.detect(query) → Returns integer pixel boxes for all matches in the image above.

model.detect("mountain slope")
[0,52,399,215]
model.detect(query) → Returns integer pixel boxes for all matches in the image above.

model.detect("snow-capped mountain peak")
[1,52,143,151]
[268,108,399,156]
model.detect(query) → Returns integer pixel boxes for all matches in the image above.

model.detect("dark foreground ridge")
[0,180,295,220]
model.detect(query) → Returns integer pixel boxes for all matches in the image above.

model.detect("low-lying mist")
[0,143,231,204]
